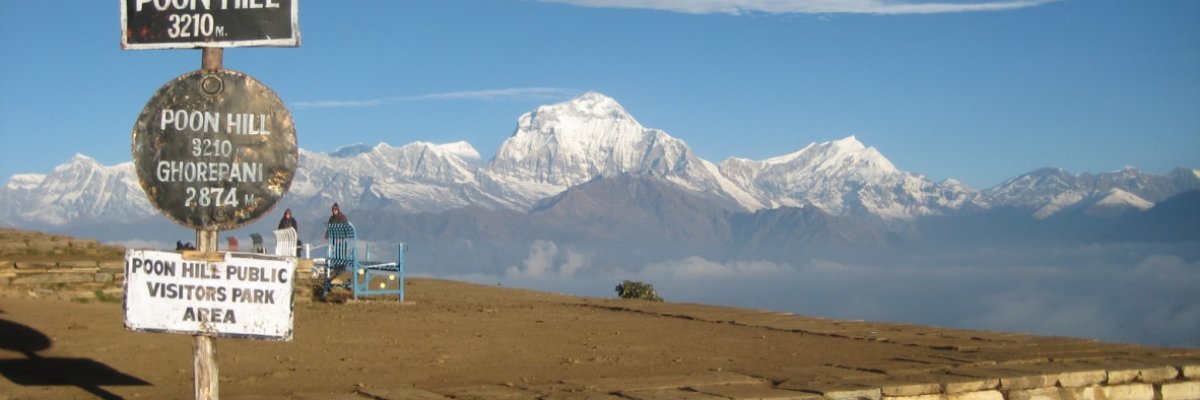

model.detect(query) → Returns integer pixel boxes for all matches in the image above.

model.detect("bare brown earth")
[1,278,1198,400]
[1,228,1198,399]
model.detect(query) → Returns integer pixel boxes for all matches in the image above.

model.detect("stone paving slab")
[948,365,1061,390]
[1186,364,1200,379]
[1119,355,1198,375]
[1052,365,1108,388]
[1159,380,1200,400]
[775,380,882,400]
[1075,359,1179,384]
[689,383,823,400]
[946,390,1005,400]
[889,373,999,394]
[1064,384,1156,400]
[1005,387,1063,400]
[888,395,944,400]
[859,379,944,397]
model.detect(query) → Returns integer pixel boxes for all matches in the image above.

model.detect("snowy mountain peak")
[940,178,973,191]
[716,136,961,219]
[831,135,865,150]
[1094,188,1153,209]
[434,141,482,162]
[516,92,639,142]
[1082,188,1154,217]
[490,91,690,188]
[58,153,100,170]
[551,91,628,120]
[4,174,45,191]
[329,143,374,158]
[761,136,897,176]
[765,136,864,162]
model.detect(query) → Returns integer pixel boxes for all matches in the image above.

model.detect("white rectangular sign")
[124,249,295,341]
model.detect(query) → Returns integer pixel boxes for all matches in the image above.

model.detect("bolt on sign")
[125,250,296,340]
[121,0,300,49]
[132,69,297,230]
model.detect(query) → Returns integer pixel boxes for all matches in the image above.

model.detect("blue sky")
[1,0,1197,189]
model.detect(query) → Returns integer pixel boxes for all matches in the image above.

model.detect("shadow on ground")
[0,316,149,400]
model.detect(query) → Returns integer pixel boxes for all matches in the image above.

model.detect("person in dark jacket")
[327,203,348,224]
[278,208,302,256]
[324,202,349,241]
[278,208,299,232]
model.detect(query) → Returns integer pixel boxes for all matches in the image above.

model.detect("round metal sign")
[132,69,297,230]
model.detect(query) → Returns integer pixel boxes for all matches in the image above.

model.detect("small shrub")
[615,280,664,302]
[94,289,122,304]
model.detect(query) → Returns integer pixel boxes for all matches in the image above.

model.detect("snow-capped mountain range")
[1,92,1197,230]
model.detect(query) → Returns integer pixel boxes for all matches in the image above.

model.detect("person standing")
[324,202,349,241]
[278,208,301,256]
[327,203,348,224]
[278,208,299,232]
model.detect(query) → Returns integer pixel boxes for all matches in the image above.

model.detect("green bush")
[615,280,664,302]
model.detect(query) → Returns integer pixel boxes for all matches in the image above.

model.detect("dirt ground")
[1,278,1196,400]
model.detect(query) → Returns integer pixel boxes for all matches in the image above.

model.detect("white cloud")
[540,0,1056,15]
[291,99,384,109]
[505,240,592,278]
[962,289,1120,342]
[1135,254,1196,277]
[293,87,576,109]
[642,256,793,278]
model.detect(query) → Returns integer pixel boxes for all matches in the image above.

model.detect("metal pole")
[202,48,223,72]
[194,47,223,400]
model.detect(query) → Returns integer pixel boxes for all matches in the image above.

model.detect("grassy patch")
[94,289,122,303]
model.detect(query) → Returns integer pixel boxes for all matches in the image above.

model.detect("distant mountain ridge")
[0,155,152,226]
[1,92,1197,255]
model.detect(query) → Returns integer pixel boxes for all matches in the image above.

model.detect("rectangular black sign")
[121,0,299,49]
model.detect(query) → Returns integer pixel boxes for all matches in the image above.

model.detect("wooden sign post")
[121,2,300,399]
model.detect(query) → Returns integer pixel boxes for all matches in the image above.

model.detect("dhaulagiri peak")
[514,92,641,137]
[541,91,631,120]
[499,91,664,167]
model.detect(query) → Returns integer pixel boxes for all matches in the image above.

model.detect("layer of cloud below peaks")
[539,0,1056,15]
[484,243,1199,347]
[642,256,794,277]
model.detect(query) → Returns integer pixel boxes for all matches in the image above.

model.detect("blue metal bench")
[320,222,406,301]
